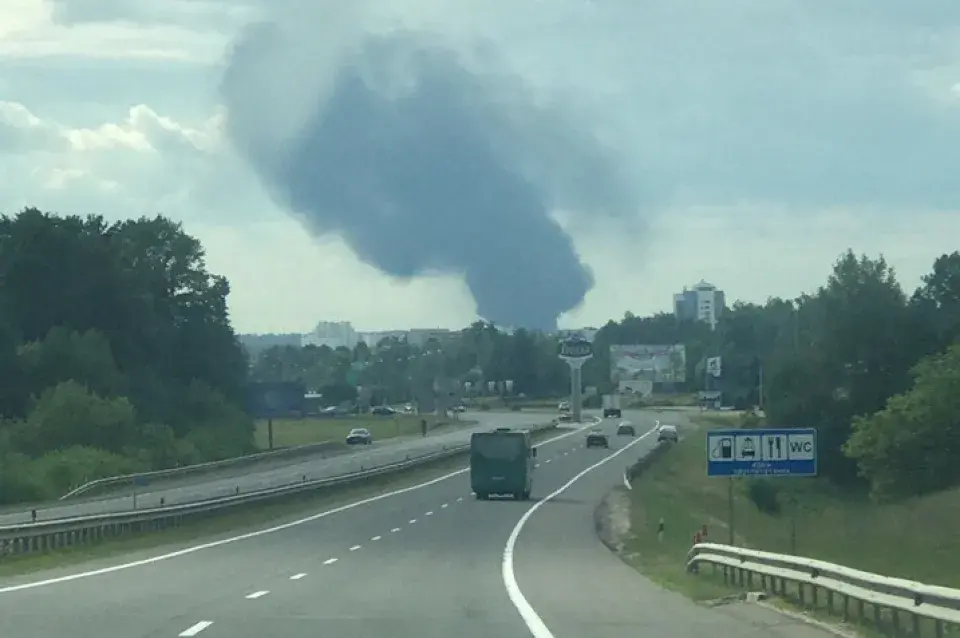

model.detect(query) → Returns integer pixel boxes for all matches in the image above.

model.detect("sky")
[3,0,960,333]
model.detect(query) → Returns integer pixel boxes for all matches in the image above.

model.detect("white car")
[657,424,679,442]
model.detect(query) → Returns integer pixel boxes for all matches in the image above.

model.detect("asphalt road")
[0,410,833,637]
[0,411,544,525]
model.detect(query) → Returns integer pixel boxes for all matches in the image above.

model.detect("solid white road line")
[0,418,599,594]
[245,590,269,599]
[502,426,657,638]
[179,621,213,636]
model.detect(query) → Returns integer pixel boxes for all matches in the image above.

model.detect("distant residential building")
[301,321,360,349]
[356,328,455,348]
[674,280,725,330]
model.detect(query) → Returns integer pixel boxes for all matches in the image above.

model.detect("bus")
[469,428,537,500]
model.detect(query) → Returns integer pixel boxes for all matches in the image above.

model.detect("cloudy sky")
[3,0,960,333]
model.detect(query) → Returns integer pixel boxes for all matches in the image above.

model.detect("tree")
[845,342,960,499]
[0,208,253,503]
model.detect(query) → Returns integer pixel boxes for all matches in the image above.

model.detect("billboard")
[245,381,306,418]
[610,344,687,385]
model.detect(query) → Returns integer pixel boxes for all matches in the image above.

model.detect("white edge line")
[502,425,656,638]
[0,418,598,594]
[179,620,213,637]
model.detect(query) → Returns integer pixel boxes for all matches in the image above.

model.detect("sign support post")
[557,337,593,423]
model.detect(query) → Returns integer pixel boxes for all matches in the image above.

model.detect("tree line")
[0,209,254,504]
[3,207,957,505]
[251,250,960,501]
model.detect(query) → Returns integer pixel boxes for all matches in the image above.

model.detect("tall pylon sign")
[557,336,593,423]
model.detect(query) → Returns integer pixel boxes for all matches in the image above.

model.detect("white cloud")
[2,0,960,333]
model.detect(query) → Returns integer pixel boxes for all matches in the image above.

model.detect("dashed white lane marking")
[425,511,434,516]
[502,423,654,638]
[290,573,307,580]
[323,558,338,565]
[179,621,213,636]
[409,518,417,524]
[456,497,463,502]
[623,469,632,490]
[349,545,361,552]
[371,535,382,541]
[0,419,600,595]
[545,459,552,464]
[245,590,269,599]
[534,463,540,468]
[441,503,448,508]
[391,527,401,533]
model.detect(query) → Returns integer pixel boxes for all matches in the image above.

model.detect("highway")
[0,411,542,525]
[0,410,833,637]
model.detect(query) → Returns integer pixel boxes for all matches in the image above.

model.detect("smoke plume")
[220,24,634,331]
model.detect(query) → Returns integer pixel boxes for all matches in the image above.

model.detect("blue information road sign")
[706,428,817,477]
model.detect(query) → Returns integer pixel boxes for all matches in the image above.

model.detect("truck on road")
[602,393,622,418]
[470,428,537,500]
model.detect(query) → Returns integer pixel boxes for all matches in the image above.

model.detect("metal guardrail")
[0,421,557,559]
[687,542,960,637]
[60,439,339,500]
[60,416,476,500]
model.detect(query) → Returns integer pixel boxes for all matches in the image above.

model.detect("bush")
[746,478,782,515]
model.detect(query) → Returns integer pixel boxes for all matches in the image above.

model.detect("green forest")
[2,208,959,505]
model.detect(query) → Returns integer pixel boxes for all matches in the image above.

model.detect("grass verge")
[0,425,559,579]
[253,413,464,449]
[614,417,959,636]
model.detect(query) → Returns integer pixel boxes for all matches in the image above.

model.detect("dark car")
[370,406,396,416]
[616,421,636,436]
[585,430,609,448]
[346,428,373,445]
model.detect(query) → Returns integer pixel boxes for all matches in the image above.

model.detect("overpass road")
[0,411,543,525]
[0,410,834,637]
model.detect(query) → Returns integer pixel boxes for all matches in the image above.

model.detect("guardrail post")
[31,509,36,522]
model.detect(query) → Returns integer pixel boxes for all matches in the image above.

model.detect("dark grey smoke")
[221,27,635,331]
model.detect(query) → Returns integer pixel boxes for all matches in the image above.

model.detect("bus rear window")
[472,435,524,460]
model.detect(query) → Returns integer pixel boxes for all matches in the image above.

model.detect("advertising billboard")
[610,344,687,385]
[245,381,306,418]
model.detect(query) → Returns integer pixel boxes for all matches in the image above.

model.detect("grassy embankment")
[0,425,560,578]
[618,411,959,635]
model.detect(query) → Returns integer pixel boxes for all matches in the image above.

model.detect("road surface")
[0,411,545,525]
[0,410,834,637]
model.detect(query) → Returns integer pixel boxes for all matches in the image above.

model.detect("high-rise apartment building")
[674,280,725,330]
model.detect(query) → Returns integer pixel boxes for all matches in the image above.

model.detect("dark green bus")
[470,428,537,500]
